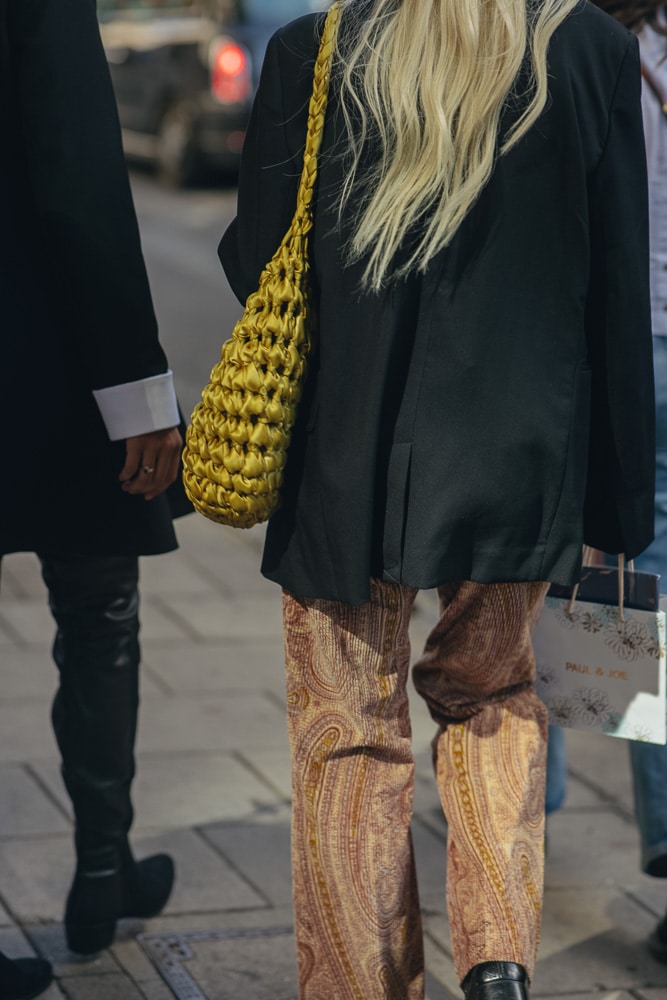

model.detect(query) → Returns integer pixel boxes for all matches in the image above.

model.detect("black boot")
[648,910,667,963]
[39,555,174,954]
[462,962,529,1000]
[65,842,175,955]
[0,951,52,1000]
[40,554,141,856]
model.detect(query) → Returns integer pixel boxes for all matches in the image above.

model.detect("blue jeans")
[545,724,567,815]
[545,337,667,874]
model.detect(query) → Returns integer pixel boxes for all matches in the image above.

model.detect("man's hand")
[119,427,183,501]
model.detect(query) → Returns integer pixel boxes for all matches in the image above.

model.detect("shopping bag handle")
[568,551,635,622]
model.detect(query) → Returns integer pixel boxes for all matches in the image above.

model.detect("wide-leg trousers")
[282,578,549,999]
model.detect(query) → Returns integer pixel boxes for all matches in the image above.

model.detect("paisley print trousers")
[282,578,549,999]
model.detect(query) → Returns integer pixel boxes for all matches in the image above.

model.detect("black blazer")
[0,0,190,556]
[220,2,655,605]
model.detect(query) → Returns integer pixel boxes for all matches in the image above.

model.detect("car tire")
[155,102,201,187]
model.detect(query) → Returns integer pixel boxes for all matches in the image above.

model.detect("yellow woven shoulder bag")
[182,3,340,528]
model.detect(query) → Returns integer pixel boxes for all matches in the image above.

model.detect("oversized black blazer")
[220,2,656,605]
[0,0,190,556]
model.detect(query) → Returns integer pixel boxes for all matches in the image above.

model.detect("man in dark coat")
[0,0,191,991]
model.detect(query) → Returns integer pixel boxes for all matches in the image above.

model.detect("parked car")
[97,0,330,185]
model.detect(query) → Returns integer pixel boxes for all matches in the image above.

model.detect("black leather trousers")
[38,554,140,869]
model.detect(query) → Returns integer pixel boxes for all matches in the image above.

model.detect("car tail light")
[210,38,251,104]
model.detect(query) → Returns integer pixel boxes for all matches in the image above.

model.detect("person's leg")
[283,579,424,1000]
[413,581,549,991]
[629,742,667,878]
[40,553,140,857]
[38,553,173,955]
[545,725,567,816]
[629,740,667,961]
[625,338,667,956]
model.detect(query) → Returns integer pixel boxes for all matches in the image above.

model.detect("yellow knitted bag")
[182,4,340,528]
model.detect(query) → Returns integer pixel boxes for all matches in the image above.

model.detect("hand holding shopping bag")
[532,555,666,744]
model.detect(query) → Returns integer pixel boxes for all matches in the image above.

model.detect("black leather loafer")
[647,911,667,964]
[462,961,529,1000]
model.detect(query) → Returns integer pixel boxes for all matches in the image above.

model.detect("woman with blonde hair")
[219,0,655,996]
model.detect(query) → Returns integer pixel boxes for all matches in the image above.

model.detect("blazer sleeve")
[218,16,319,303]
[584,33,656,560]
[9,0,169,390]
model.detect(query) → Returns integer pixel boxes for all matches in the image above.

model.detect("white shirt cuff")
[92,371,180,441]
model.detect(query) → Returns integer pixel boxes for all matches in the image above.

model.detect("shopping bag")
[532,563,666,744]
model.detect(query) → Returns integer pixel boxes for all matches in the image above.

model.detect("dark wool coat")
[219,2,656,606]
[0,0,190,557]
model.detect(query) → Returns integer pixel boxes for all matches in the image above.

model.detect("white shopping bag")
[532,569,666,744]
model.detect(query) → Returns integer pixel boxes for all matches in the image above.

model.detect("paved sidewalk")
[1,514,667,999]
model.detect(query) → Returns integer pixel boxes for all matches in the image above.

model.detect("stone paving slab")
[409,696,445,749]
[202,821,293,909]
[421,928,462,997]
[627,880,666,922]
[557,769,615,810]
[139,554,220,597]
[134,982,177,1000]
[0,601,57,645]
[131,752,285,829]
[412,820,449,915]
[152,593,284,643]
[127,829,267,916]
[33,751,283,831]
[111,929,190,998]
[142,925,299,1000]
[0,765,69,836]
[0,703,61,762]
[236,748,291,801]
[140,639,287,698]
[0,835,87,924]
[414,768,446,825]
[134,692,288,755]
[111,924,181,988]
[114,906,301,998]
[1,646,57,701]
[59,972,147,999]
[538,994,637,1000]
[137,599,195,643]
[536,888,667,992]
[0,552,48,600]
[180,545,277,601]
[566,728,635,819]
[544,808,642,890]
[26,922,120,977]
[171,520,269,595]
[0,626,20,649]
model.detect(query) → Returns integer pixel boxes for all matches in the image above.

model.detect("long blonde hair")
[333,0,580,290]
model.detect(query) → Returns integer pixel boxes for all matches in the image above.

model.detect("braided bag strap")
[181,3,341,528]
[286,1,341,244]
